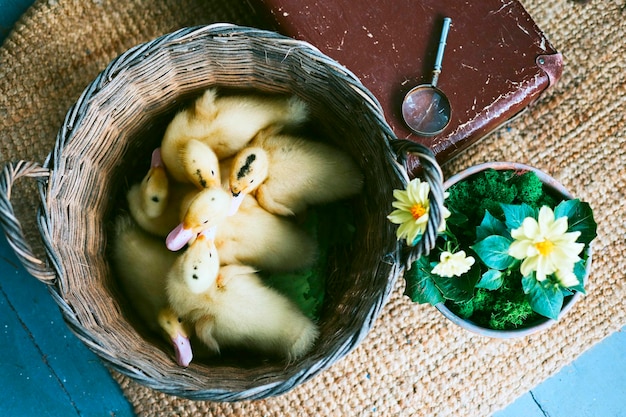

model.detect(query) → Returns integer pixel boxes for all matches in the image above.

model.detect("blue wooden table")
[0,240,134,416]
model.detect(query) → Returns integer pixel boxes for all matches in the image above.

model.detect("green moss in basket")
[396,169,597,330]
[263,201,356,321]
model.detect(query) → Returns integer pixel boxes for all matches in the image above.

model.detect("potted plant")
[387,162,597,338]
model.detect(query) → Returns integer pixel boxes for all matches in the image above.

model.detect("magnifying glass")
[402,17,452,136]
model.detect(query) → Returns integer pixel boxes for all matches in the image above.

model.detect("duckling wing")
[111,215,178,325]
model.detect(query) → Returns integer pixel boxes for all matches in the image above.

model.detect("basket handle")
[0,161,56,284]
[390,139,445,268]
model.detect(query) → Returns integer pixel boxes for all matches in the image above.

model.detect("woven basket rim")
[1,23,444,401]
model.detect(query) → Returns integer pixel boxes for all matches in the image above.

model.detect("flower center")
[410,203,427,220]
[535,239,554,256]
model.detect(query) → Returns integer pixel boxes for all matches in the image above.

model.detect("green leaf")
[522,275,564,320]
[501,203,536,231]
[568,259,588,294]
[432,266,481,303]
[446,207,469,228]
[476,210,508,241]
[554,199,598,245]
[476,269,504,290]
[404,257,444,305]
[471,235,516,270]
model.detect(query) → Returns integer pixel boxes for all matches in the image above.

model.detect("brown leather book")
[256,0,562,166]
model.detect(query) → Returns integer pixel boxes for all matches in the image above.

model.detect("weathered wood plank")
[0,239,133,417]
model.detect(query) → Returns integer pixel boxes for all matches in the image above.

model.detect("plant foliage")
[401,168,597,329]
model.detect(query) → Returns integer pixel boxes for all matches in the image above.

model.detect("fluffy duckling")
[166,236,319,360]
[229,130,364,216]
[130,148,170,219]
[111,215,193,366]
[165,186,232,251]
[166,187,317,272]
[165,138,223,190]
[157,308,194,367]
[127,150,199,237]
[160,88,308,179]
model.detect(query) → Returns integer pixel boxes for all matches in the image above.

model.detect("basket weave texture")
[0,23,443,401]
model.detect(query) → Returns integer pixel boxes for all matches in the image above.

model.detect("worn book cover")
[257,0,562,167]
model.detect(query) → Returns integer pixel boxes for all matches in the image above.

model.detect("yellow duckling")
[111,215,194,367]
[127,148,199,237]
[166,235,319,360]
[157,307,194,368]
[160,88,308,183]
[129,148,170,219]
[166,187,317,272]
[178,139,222,190]
[229,130,364,216]
[165,187,232,251]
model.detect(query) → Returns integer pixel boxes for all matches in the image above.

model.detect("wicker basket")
[0,24,444,401]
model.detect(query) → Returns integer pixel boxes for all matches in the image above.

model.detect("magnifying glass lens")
[402,87,451,136]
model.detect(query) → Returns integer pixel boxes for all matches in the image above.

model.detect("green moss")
[515,172,559,209]
[448,282,539,330]
[447,169,556,222]
[514,172,543,205]
[263,202,355,321]
[489,298,535,330]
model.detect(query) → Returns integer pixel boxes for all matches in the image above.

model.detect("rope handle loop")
[0,161,56,284]
[390,139,445,269]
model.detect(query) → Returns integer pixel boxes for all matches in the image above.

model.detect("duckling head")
[180,139,221,190]
[157,307,193,367]
[176,234,220,294]
[166,187,231,251]
[229,147,269,212]
[139,148,169,218]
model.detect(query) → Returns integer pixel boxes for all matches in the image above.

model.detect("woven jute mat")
[1,0,624,415]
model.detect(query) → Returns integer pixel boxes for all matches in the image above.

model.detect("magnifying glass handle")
[431,17,452,87]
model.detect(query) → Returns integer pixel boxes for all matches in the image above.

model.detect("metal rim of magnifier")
[401,84,451,136]
[402,17,452,136]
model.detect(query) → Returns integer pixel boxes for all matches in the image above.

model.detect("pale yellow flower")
[555,267,580,288]
[387,178,450,245]
[508,206,584,283]
[431,250,476,278]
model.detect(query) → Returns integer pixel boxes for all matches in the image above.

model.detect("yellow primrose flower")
[508,206,584,283]
[431,250,476,278]
[387,178,450,245]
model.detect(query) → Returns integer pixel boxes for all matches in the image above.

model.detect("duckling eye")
[192,274,199,280]
[151,196,160,202]
[211,170,215,176]
[177,318,183,323]
[203,220,209,224]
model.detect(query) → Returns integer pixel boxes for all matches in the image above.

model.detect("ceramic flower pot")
[433,162,594,338]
